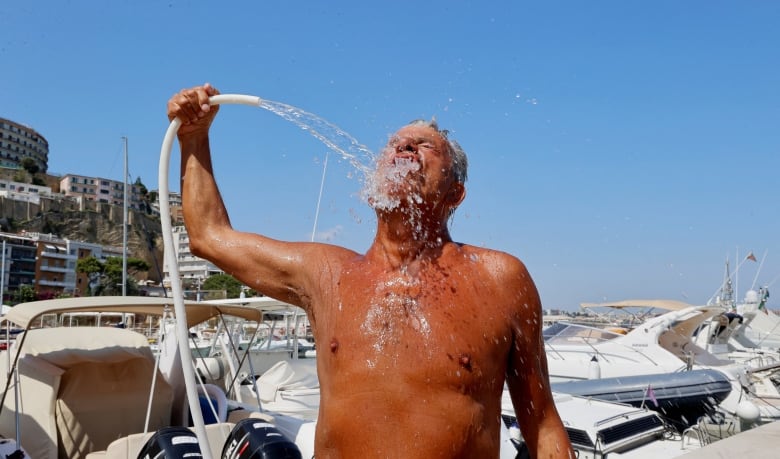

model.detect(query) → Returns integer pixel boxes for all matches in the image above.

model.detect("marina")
[2,3,779,456]
[2,288,779,457]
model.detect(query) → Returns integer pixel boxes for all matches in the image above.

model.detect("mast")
[721,260,734,309]
[122,136,128,297]
[310,152,328,242]
[0,240,5,305]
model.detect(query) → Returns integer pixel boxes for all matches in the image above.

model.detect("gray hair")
[407,119,468,184]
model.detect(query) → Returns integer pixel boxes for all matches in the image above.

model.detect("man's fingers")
[177,90,205,123]
[167,84,220,126]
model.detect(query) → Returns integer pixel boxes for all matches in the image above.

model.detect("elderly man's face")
[365,125,455,212]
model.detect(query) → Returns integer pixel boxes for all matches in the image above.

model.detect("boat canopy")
[0,296,286,330]
[580,299,695,311]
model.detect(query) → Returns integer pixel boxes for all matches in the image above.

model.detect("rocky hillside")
[0,196,165,283]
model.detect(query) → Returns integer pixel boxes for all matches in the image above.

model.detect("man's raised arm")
[167,83,343,308]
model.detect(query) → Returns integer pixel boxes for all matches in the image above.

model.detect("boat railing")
[749,359,780,373]
[681,423,712,448]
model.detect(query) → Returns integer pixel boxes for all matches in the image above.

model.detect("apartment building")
[0,232,123,302]
[59,174,143,211]
[0,117,49,173]
[0,234,36,303]
[0,178,53,204]
[150,190,182,224]
[161,225,223,295]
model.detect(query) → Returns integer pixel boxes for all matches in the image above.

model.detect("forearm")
[534,417,574,459]
[180,133,232,250]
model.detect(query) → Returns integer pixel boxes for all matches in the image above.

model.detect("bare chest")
[315,263,512,385]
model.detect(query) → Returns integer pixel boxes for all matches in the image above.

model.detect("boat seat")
[185,383,229,425]
[85,422,235,459]
[0,327,174,459]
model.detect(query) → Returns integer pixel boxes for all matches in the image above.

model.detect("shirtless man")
[168,83,574,458]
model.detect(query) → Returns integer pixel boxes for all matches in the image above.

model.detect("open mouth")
[393,152,419,163]
[388,157,420,180]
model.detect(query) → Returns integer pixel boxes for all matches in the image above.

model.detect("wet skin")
[311,243,532,458]
[170,84,573,458]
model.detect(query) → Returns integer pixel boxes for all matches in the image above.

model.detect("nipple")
[459,353,472,371]
[330,338,339,353]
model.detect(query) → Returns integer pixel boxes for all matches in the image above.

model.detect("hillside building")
[59,174,144,211]
[0,117,49,174]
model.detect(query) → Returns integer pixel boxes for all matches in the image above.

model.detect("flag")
[747,252,757,262]
[642,384,659,408]
[647,385,658,407]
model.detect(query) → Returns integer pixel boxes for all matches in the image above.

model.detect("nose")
[396,141,416,154]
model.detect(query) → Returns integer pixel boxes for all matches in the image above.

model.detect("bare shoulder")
[455,243,541,316]
[457,244,533,284]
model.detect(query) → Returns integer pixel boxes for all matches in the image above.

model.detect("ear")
[447,182,466,208]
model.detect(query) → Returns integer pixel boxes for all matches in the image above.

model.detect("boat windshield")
[543,322,623,345]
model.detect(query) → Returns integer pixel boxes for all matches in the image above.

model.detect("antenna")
[310,152,329,242]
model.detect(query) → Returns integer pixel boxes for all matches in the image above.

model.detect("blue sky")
[2,1,779,310]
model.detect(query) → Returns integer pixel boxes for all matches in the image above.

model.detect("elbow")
[188,232,214,260]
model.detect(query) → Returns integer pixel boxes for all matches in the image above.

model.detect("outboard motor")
[221,419,302,459]
[137,426,203,459]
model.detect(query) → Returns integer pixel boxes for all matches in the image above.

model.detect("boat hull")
[552,369,732,430]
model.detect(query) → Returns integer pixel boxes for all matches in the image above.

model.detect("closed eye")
[419,142,441,155]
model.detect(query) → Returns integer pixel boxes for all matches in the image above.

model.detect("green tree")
[20,158,39,175]
[76,256,150,296]
[13,285,36,304]
[134,176,148,196]
[77,256,103,295]
[202,273,247,299]
[134,177,152,214]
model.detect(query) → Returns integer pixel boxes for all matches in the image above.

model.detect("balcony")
[40,265,69,274]
[38,279,73,288]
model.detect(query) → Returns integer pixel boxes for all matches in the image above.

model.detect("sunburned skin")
[311,245,520,458]
[170,84,575,459]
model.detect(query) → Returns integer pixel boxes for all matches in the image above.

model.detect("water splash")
[360,275,432,367]
[259,99,375,177]
[258,99,426,216]
[362,155,422,211]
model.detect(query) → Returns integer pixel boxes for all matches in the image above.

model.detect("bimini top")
[0,296,280,330]
[580,299,696,311]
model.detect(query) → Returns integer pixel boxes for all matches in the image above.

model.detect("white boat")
[698,288,780,355]
[146,297,313,383]
[546,300,780,429]
[735,289,780,349]
[501,390,706,458]
[0,296,316,459]
[704,257,780,351]
[550,369,733,431]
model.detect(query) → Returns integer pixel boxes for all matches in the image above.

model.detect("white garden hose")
[158,94,263,459]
